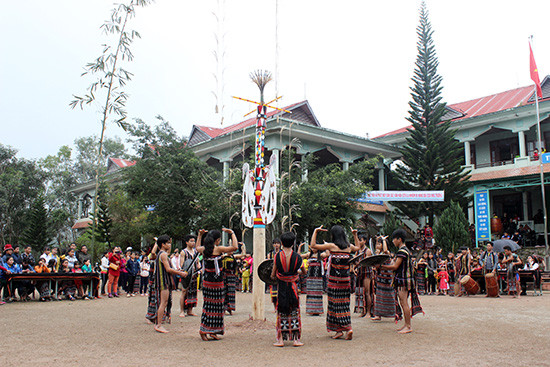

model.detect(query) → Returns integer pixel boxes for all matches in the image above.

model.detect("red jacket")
[108,253,122,276]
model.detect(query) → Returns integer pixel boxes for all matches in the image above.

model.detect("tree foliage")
[392,2,470,225]
[23,194,52,253]
[0,144,45,245]
[434,201,470,254]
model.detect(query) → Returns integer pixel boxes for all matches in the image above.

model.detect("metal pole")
[534,87,549,262]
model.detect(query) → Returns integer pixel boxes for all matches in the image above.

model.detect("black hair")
[391,228,407,243]
[206,230,221,243]
[330,225,349,250]
[272,238,281,244]
[358,233,369,242]
[44,246,51,252]
[183,234,197,244]
[24,245,32,250]
[157,235,171,247]
[4,255,13,263]
[280,232,296,248]
[203,235,216,258]
[503,245,512,251]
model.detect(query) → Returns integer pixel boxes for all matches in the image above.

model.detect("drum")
[460,275,480,295]
[485,273,499,297]
[490,217,503,235]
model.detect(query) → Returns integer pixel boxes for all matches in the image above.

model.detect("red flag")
[530,42,543,98]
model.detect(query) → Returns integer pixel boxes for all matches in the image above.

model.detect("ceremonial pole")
[530,38,550,263]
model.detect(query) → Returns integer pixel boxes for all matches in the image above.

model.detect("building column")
[271,149,280,178]
[342,161,349,171]
[378,167,385,191]
[523,191,529,221]
[78,198,83,219]
[464,141,471,166]
[222,160,230,182]
[518,130,527,157]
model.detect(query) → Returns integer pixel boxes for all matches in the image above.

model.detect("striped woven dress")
[306,254,324,315]
[373,258,401,321]
[222,255,237,312]
[326,252,351,332]
[200,256,225,336]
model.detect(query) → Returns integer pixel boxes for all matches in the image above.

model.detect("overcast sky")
[2,0,550,159]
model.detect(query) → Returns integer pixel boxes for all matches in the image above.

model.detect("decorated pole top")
[233,70,290,228]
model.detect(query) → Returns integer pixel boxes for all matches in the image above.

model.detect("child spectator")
[34,258,51,301]
[437,266,449,295]
[139,257,150,296]
[59,259,77,301]
[100,251,109,295]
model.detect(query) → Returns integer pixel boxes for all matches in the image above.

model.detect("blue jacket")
[126,259,140,276]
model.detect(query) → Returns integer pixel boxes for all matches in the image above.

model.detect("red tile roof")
[109,158,136,168]
[470,163,550,182]
[375,85,538,139]
[196,101,306,139]
[72,218,92,230]
[357,202,389,213]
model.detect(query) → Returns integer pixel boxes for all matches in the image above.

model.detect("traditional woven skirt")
[36,281,51,299]
[354,286,365,313]
[60,280,76,298]
[416,270,426,294]
[270,284,278,305]
[507,273,519,294]
[277,308,301,341]
[145,264,172,323]
[200,260,225,335]
[184,273,198,308]
[224,271,237,312]
[373,268,401,320]
[326,254,351,332]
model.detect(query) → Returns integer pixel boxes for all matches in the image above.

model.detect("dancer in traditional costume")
[197,228,239,341]
[456,247,471,297]
[445,252,456,296]
[300,245,327,316]
[179,234,199,317]
[271,232,305,347]
[415,252,428,295]
[372,236,401,322]
[153,235,188,333]
[503,246,522,298]
[267,238,281,312]
[145,238,162,324]
[311,225,358,340]
[351,230,372,317]
[222,242,247,315]
[379,229,423,334]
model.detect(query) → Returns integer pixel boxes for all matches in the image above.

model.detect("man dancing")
[271,232,305,347]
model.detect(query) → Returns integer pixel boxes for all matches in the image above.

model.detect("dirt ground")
[1,290,549,366]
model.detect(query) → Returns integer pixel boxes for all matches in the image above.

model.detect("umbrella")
[492,239,521,253]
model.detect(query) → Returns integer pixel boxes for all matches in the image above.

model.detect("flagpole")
[534,86,549,263]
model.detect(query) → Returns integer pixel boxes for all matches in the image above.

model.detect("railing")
[475,159,514,169]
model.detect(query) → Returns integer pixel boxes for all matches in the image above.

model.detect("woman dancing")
[267,238,281,312]
[311,225,357,340]
[179,234,199,317]
[351,230,372,317]
[222,242,247,315]
[197,228,238,341]
[371,236,401,322]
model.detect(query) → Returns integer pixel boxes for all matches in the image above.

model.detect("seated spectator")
[73,262,89,300]
[77,245,91,265]
[2,244,15,264]
[18,260,36,301]
[65,248,79,270]
[12,246,22,264]
[0,260,11,304]
[34,258,52,301]
[47,259,57,273]
[4,256,22,301]
[40,246,53,263]
[59,259,77,301]
[51,247,61,272]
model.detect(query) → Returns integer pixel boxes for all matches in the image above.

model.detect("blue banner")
[475,190,490,242]
[542,152,550,164]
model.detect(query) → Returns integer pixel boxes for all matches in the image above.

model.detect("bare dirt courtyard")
[1,290,548,366]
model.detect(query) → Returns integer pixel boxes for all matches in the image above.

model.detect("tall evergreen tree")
[434,201,470,254]
[393,2,470,225]
[23,194,51,253]
[93,182,113,246]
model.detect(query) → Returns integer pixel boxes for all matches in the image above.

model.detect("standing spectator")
[100,252,109,295]
[2,244,15,264]
[21,245,36,267]
[170,248,181,291]
[62,243,77,257]
[51,247,61,272]
[120,248,130,293]
[139,257,150,296]
[426,252,437,295]
[107,247,122,298]
[40,247,53,264]
[126,252,140,297]
[65,249,79,270]
[77,245,91,265]
[12,246,22,264]
[503,246,522,298]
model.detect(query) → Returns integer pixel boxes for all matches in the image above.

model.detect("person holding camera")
[107,247,122,298]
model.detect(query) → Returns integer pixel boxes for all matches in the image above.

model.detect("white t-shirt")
[140,262,150,277]
[171,255,180,270]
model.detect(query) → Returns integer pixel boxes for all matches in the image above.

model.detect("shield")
[258,259,277,285]
[357,254,391,268]
[492,239,521,253]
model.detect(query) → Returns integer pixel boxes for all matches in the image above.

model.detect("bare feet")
[154,325,169,333]
[345,330,353,340]
[273,340,284,347]
[200,333,209,341]
[146,318,154,324]
[209,334,220,340]
[371,316,381,321]
[187,312,197,316]
[179,312,186,318]
[331,332,344,339]
[293,340,304,347]
[398,326,413,334]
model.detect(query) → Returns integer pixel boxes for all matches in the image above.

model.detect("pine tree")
[382,211,404,237]
[92,181,112,246]
[23,194,51,253]
[393,2,470,225]
[434,201,470,254]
